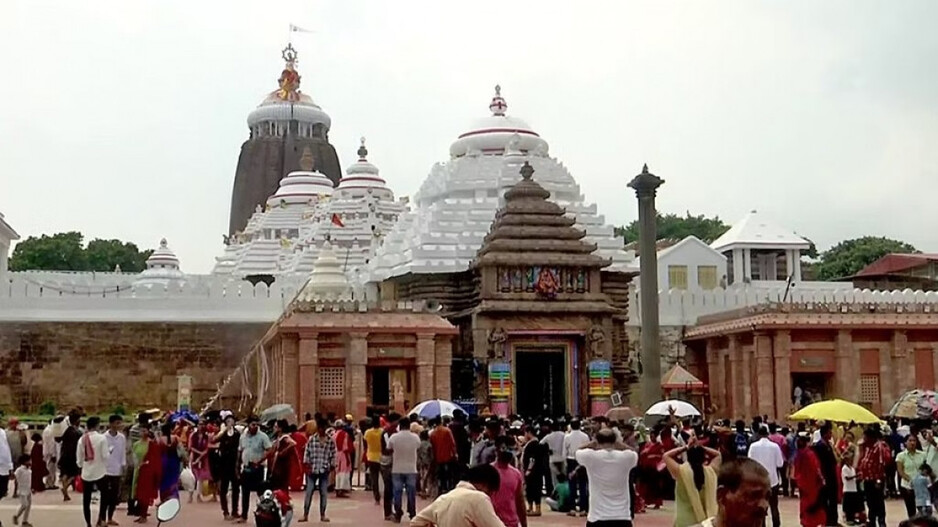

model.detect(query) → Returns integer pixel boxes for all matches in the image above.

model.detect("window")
[319,367,345,399]
[667,265,688,290]
[697,265,718,290]
[859,374,879,403]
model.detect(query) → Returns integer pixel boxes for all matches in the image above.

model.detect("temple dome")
[449,85,548,158]
[297,240,351,302]
[246,44,332,131]
[266,170,334,207]
[134,238,187,287]
[337,137,388,193]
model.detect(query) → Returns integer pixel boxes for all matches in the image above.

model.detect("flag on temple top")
[290,24,314,33]
[331,213,345,228]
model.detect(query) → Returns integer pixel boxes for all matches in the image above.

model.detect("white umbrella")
[407,399,466,419]
[645,399,701,418]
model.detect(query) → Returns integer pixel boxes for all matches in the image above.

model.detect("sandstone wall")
[0,321,269,414]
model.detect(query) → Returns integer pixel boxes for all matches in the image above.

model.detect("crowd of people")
[3,406,938,527]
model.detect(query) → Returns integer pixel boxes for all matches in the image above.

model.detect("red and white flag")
[331,213,345,228]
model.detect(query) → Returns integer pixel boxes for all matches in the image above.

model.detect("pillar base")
[590,397,612,417]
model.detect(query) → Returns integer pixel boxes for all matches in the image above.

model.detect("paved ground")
[0,489,912,526]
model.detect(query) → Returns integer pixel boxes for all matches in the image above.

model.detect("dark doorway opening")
[370,367,390,407]
[515,351,566,418]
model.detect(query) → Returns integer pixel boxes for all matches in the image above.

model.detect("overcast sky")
[2,1,936,273]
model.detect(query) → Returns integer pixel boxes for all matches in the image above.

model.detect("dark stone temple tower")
[228,44,342,235]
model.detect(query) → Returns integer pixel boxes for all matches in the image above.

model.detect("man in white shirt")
[412,464,505,527]
[76,416,110,527]
[387,417,421,523]
[539,421,566,492]
[575,429,638,526]
[747,425,783,527]
[103,415,126,525]
[0,424,13,508]
[562,420,590,517]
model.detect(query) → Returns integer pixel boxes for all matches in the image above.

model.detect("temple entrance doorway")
[791,372,833,411]
[515,349,566,418]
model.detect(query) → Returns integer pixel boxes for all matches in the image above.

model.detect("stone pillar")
[348,332,369,418]
[754,332,775,418]
[741,343,753,419]
[297,336,319,418]
[282,336,300,411]
[792,250,802,282]
[773,331,792,419]
[627,164,665,408]
[732,249,744,285]
[416,334,436,404]
[706,340,724,415]
[434,338,453,401]
[728,336,742,418]
[835,330,858,401]
[891,330,914,402]
[743,249,752,281]
[785,250,795,280]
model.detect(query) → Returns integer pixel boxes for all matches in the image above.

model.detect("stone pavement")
[0,489,912,526]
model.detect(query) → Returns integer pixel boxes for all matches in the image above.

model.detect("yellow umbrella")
[788,399,881,424]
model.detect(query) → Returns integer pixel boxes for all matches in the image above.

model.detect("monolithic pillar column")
[706,340,725,416]
[628,164,665,408]
[773,331,792,419]
[754,332,775,417]
[835,330,858,401]
[348,332,369,419]
[729,336,742,418]
[434,338,453,401]
[282,336,299,411]
[416,334,436,404]
[297,336,319,418]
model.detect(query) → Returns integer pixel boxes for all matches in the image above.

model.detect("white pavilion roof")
[366,88,637,280]
[710,210,811,252]
[0,212,19,242]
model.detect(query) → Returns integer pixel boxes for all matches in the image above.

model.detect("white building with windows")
[656,236,727,291]
[710,210,811,285]
[0,212,19,278]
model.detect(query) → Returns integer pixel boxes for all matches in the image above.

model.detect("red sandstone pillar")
[282,336,299,411]
[773,331,792,420]
[729,336,743,419]
[706,340,724,417]
[835,330,858,402]
[741,342,753,419]
[348,332,369,419]
[889,330,911,407]
[298,336,319,418]
[434,337,453,401]
[416,334,436,404]
[754,332,775,418]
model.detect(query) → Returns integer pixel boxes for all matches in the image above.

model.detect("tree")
[9,232,153,272]
[615,212,730,245]
[9,231,86,271]
[813,236,918,280]
[85,239,152,272]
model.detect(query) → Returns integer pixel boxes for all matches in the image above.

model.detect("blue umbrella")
[407,399,466,419]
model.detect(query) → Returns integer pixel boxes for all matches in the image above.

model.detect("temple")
[228,44,342,235]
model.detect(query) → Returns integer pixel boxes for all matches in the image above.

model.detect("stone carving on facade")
[488,327,508,360]
[588,325,607,360]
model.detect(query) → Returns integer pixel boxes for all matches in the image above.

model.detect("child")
[546,472,572,513]
[12,454,32,527]
[841,451,861,525]
[272,489,293,527]
[913,464,935,518]
[416,430,434,499]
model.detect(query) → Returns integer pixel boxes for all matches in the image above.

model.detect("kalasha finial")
[159,238,168,248]
[489,84,507,116]
[642,163,649,174]
[357,137,368,160]
[520,161,534,181]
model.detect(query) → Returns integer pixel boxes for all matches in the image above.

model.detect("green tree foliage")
[814,236,918,280]
[9,232,152,272]
[615,212,731,245]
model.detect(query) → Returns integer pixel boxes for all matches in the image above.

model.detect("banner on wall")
[488,362,511,398]
[588,360,612,396]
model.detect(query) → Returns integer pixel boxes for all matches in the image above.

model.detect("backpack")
[734,433,749,457]
[254,497,281,527]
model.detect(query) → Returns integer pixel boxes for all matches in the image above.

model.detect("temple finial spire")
[520,161,534,181]
[358,137,368,161]
[489,84,508,116]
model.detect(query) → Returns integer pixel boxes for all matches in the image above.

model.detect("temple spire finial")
[642,163,649,174]
[520,161,534,181]
[489,84,508,116]
[358,137,368,161]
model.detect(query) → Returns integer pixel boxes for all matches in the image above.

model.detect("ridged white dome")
[337,137,389,192]
[449,86,548,158]
[298,240,351,301]
[267,171,335,206]
[134,238,187,287]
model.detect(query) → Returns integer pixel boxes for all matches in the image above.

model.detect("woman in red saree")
[793,435,826,527]
[289,424,308,491]
[637,429,665,509]
[268,419,300,492]
[132,428,163,524]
